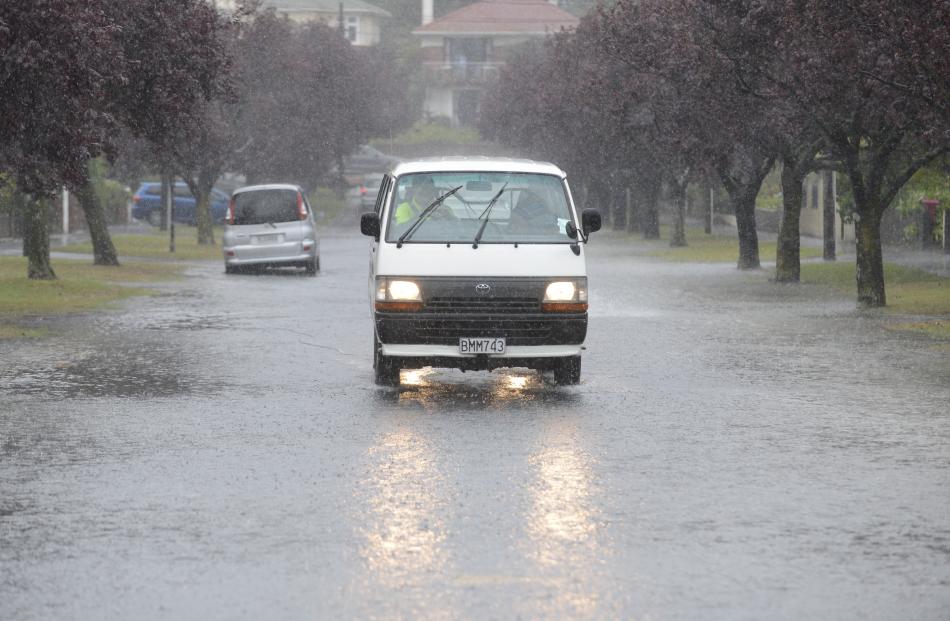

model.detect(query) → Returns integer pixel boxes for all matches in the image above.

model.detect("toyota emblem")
[474,283,491,296]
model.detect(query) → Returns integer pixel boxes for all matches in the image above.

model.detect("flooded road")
[2,232,949,619]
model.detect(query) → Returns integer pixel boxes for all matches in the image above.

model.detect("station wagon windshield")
[385,172,576,244]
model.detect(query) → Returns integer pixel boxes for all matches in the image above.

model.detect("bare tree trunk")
[855,208,886,307]
[669,180,688,247]
[775,163,805,282]
[728,185,760,269]
[26,196,55,280]
[75,179,119,266]
[823,170,836,261]
[187,172,216,246]
[625,187,639,233]
[609,175,626,230]
[641,179,660,239]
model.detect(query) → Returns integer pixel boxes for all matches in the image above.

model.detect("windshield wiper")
[396,185,463,248]
[472,183,508,249]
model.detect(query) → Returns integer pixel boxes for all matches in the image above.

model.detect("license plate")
[459,337,506,354]
[252,234,282,244]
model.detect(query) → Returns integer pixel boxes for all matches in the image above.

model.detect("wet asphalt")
[1,230,949,620]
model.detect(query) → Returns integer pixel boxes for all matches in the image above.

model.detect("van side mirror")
[360,212,380,239]
[582,209,602,235]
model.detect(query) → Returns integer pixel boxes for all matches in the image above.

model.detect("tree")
[0,0,120,278]
[698,0,950,305]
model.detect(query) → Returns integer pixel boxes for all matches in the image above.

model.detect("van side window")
[374,175,391,215]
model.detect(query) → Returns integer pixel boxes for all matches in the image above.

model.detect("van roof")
[391,157,566,178]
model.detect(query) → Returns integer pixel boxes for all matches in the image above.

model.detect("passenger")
[508,190,558,235]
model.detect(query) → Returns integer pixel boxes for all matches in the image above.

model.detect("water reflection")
[374,368,580,410]
[526,433,601,617]
[358,428,447,586]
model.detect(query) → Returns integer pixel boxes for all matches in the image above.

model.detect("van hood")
[376,242,586,278]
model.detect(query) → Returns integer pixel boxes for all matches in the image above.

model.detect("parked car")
[342,145,401,174]
[345,174,387,215]
[360,157,602,386]
[360,173,386,211]
[131,182,229,226]
[222,184,319,275]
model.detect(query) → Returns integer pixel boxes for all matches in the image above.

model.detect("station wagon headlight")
[543,278,588,312]
[375,277,423,312]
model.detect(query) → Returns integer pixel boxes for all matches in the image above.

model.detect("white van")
[360,157,601,386]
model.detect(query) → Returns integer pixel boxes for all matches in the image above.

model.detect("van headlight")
[542,278,588,312]
[375,277,423,311]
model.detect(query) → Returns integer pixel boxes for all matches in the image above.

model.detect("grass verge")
[60,226,223,261]
[0,256,182,340]
[801,261,950,339]
[646,227,823,262]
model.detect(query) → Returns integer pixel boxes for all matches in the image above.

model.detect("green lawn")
[637,227,949,339]
[800,262,950,338]
[59,226,224,261]
[0,256,182,340]
[646,227,823,262]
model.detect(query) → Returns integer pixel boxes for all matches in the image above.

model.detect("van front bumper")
[375,312,587,348]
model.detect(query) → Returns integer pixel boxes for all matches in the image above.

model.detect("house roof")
[413,0,579,36]
[264,0,391,18]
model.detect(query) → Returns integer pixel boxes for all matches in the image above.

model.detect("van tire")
[373,335,400,386]
[305,258,318,276]
[147,210,162,227]
[553,355,581,385]
[225,265,237,275]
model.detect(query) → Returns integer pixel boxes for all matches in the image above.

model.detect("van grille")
[424,296,539,313]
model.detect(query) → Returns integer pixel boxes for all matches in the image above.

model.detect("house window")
[346,16,359,42]
[445,38,489,65]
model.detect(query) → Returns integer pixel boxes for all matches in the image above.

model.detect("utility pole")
[823,170,836,261]
[61,187,69,238]
[163,174,175,253]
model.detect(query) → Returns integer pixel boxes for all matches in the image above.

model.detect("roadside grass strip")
[0,257,182,339]
[647,227,823,262]
[59,226,224,261]
[801,261,950,339]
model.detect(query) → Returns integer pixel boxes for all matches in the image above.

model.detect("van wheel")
[373,335,400,386]
[553,356,581,385]
[147,210,162,227]
[225,265,237,275]
[305,258,317,276]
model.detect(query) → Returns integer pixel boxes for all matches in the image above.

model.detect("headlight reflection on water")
[526,436,602,617]
[359,428,446,584]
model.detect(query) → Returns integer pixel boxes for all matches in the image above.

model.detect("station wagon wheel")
[147,210,162,227]
[553,355,581,385]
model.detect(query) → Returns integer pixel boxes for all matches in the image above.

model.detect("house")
[413,0,580,126]
[799,171,855,243]
[217,0,391,46]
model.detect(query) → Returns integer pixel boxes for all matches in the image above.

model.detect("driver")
[394,180,456,225]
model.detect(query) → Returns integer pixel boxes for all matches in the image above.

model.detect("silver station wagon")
[222,184,319,275]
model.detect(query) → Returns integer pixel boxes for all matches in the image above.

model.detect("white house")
[413,0,579,126]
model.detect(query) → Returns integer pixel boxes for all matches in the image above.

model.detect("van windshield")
[384,172,575,244]
[233,189,299,225]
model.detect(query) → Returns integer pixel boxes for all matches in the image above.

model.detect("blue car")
[131,182,230,226]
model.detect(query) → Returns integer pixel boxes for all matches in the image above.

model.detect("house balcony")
[421,61,505,87]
